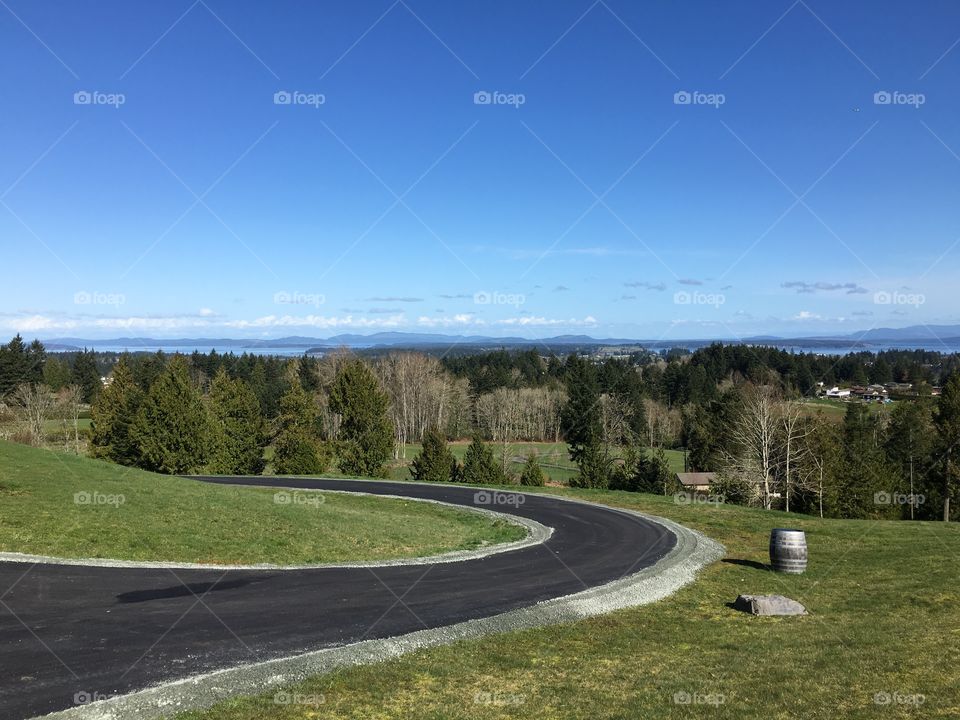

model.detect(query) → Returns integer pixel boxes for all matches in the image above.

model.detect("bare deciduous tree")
[727,385,780,510]
[13,383,55,446]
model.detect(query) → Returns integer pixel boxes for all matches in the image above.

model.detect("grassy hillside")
[179,487,960,720]
[0,441,524,565]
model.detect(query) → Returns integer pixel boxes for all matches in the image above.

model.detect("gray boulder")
[733,594,807,616]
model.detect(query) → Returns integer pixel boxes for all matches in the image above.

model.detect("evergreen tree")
[272,378,329,475]
[934,373,960,521]
[208,367,267,475]
[519,452,545,486]
[130,355,213,474]
[90,359,143,466]
[884,401,936,519]
[71,349,101,403]
[461,434,505,485]
[329,360,393,477]
[836,404,895,518]
[42,356,73,391]
[570,440,612,489]
[410,427,457,483]
[560,354,602,463]
[610,445,670,493]
[277,376,317,432]
[273,429,330,474]
[0,334,45,397]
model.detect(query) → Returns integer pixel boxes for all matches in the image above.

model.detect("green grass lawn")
[178,486,960,720]
[386,441,686,484]
[797,397,895,421]
[0,441,524,565]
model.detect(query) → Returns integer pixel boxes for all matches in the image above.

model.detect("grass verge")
[0,440,525,565]
[178,485,960,719]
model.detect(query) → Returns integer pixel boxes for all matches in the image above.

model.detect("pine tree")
[272,378,329,475]
[570,440,612,489]
[560,354,602,464]
[934,373,960,521]
[90,359,143,466]
[71,349,101,403]
[329,360,393,477]
[410,427,457,483]
[519,452,545,486]
[461,434,505,485]
[208,367,267,475]
[131,355,213,474]
[0,334,40,397]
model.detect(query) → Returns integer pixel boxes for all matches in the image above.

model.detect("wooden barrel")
[769,529,807,574]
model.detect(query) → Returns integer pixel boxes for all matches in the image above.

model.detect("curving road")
[0,477,677,720]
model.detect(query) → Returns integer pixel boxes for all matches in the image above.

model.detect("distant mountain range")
[39,325,960,353]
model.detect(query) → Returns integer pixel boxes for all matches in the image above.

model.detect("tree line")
[1,335,958,521]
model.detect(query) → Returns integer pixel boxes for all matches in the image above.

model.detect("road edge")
[35,499,724,720]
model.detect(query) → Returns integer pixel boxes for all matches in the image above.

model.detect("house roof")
[675,472,717,486]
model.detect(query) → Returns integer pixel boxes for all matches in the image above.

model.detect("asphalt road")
[0,477,676,719]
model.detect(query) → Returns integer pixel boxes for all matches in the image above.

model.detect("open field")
[178,485,960,720]
[795,397,896,421]
[0,441,524,565]
[385,441,687,484]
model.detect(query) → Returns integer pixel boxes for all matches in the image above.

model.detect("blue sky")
[2,0,960,341]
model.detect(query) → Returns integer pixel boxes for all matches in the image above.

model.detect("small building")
[825,386,850,399]
[675,472,717,493]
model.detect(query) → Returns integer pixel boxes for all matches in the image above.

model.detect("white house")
[825,386,850,399]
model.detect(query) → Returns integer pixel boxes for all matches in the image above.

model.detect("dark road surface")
[0,477,675,719]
